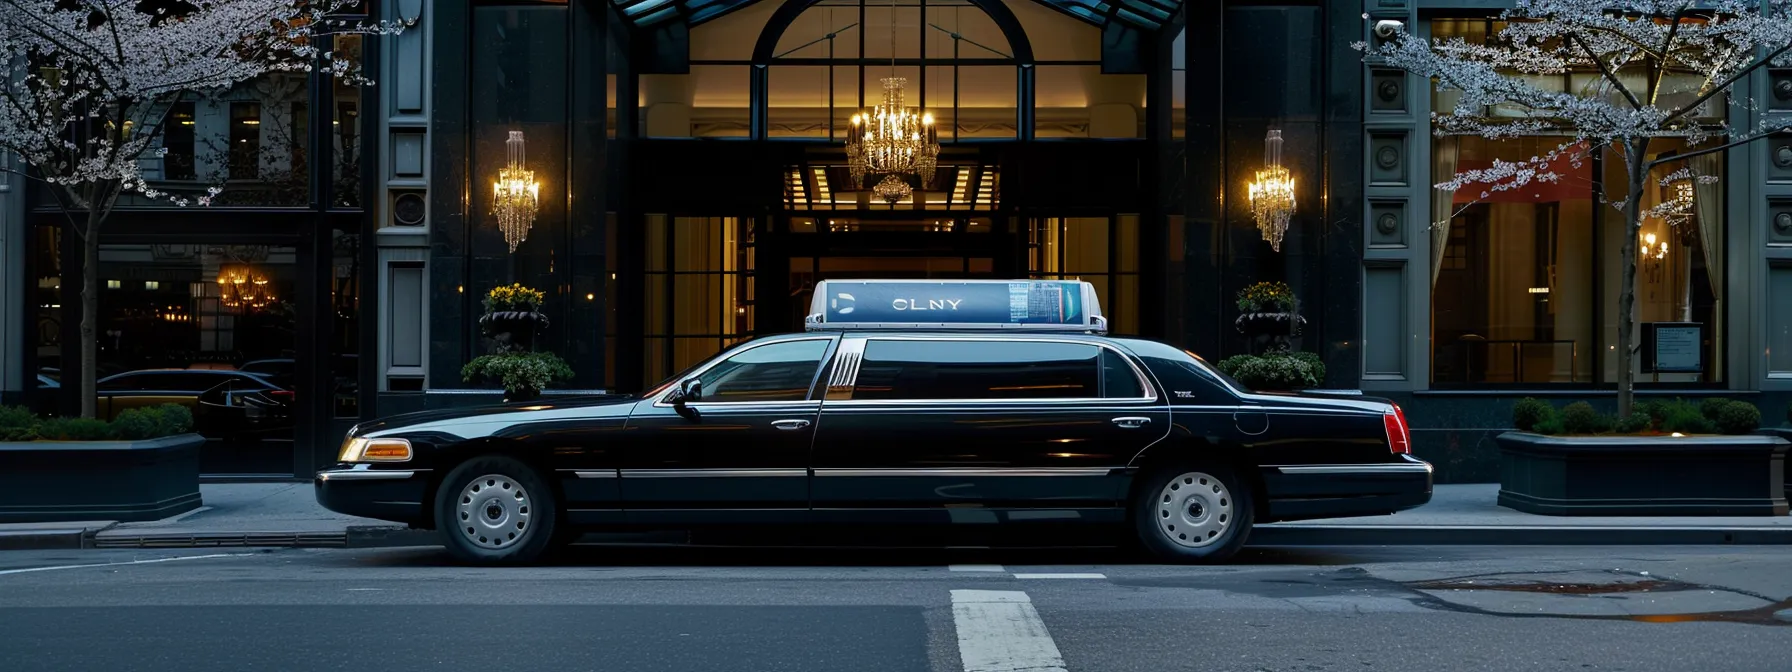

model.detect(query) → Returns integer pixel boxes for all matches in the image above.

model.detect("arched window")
[733,0,1030,141]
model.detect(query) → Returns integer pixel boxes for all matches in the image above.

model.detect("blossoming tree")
[1361,0,1792,416]
[0,0,405,418]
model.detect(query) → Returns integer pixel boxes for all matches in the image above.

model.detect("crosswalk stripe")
[1012,573,1105,580]
[949,564,1005,572]
[950,589,1068,672]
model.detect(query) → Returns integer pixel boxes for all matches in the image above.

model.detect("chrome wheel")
[1155,471,1233,549]
[454,473,533,550]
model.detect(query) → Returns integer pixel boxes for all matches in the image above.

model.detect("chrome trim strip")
[317,468,419,482]
[621,468,808,478]
[1274,464,1433,475]
[814,468,1116,477]
[568,470,619,479]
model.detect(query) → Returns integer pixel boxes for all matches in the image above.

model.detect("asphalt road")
[1,544,1789,672]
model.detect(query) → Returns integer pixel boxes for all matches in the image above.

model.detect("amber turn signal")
[338,437,413,463]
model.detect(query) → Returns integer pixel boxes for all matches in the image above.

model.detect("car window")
[1100,348,1146,398]
[98,375,144,391]
[693,340,830,403]
[851,340,1102,401]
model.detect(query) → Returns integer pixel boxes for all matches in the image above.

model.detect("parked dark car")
[95,369,292,436]
[318,280,1431,565]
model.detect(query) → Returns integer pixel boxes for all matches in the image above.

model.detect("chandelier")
[492,130,540,253]
[846,1,939,204]
[1248,129,1296,252]
[218,264,274,310]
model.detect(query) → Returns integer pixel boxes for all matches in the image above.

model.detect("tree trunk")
[78,207,101,419]
[1616,138,1650,418]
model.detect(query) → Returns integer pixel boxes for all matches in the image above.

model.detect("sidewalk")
[2,483,1788,551]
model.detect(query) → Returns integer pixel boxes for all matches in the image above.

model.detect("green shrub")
[1661,405,1717,434]
[1512,397,1554,432]
[34,418,115,441]
[111,408,162,441]
[1633,400,1666,429]
[462,351,576,396]
[1708,400,1761,435]
[1289,351,1326,384]
[1615,412,1651,434]
[110,405,191,441]
[1560,401,1614,435]
[1533,415,1565,435]
[0,425,40,442]
[1699,398,1730,422]
[1212,353,1324,390]
[0,405,37,429]
[152,404,194,436]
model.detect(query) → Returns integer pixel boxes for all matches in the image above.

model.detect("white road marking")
[1012,573,1105,580]
[950,589,1067,672]
[0,553,249,577]
[949,564,1005,572]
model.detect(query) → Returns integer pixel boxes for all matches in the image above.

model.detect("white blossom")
[0,0,407,207]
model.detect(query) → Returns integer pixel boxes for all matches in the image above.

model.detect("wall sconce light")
[1641,231,1669,283]
[492,130,540,253]
[1248,129,1296,252]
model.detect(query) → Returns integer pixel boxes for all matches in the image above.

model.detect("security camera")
[1373,20,1405,39]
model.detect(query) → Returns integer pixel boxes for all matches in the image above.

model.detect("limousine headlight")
[339,437,413,463]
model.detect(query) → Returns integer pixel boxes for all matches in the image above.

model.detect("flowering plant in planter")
[1235,282,1297,314]
[482,284,546,314]
[464,283,571,400]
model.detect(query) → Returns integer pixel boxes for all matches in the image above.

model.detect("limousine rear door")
[808,337,1167,524]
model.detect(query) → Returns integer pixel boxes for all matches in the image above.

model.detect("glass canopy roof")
[611,0,1182,31]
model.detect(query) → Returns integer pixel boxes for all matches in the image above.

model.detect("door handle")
[771,419,812,431]
[1111,416,1151,429]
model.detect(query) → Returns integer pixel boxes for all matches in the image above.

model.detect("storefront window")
[1430,136,1596,385]
[1428,19,1728,387]
[96,244,298,475]
[1029,216,1140,334]
[643,216,757,383]
[331,34,366,208]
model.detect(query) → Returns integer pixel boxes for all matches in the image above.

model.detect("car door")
[618,337,837,524]
[808,336,1169,524]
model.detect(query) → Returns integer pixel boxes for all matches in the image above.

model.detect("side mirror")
[672,379,702,419]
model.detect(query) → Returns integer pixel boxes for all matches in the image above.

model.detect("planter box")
[1768,428,1792,503]
[0,434,204,523]
[1495,432,1789,516]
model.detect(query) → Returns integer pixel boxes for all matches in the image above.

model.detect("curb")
[1251,524,1792,546]
[0,528,92,551]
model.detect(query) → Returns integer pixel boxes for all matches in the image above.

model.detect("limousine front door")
[617,338,834,524]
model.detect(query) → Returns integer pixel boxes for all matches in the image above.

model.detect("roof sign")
[804,279,1106,333]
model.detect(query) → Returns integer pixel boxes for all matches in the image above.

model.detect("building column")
[0,150,22,406]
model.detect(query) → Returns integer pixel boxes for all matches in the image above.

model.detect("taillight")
[1383,404,1411,455]
[268,390,295,402]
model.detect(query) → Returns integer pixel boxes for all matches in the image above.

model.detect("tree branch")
[1572,32,1643,110]
[1648,126,1792,169]
[1662,41,1792,126]
[1645,4,1693,107]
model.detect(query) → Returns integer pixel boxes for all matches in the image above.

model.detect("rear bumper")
[314,464,431,527]
[1259,456,1433,522]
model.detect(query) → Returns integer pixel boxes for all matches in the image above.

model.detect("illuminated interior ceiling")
[614,0,1182,31]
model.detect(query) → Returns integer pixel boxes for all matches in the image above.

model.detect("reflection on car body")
[317,280,1432,565]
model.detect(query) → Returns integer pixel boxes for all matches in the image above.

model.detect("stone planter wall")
[1767,428,1792,503]
[1494,432,1789,516]
[0,434,204,523]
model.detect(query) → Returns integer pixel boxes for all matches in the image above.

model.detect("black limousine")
[318,279,1431,564]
